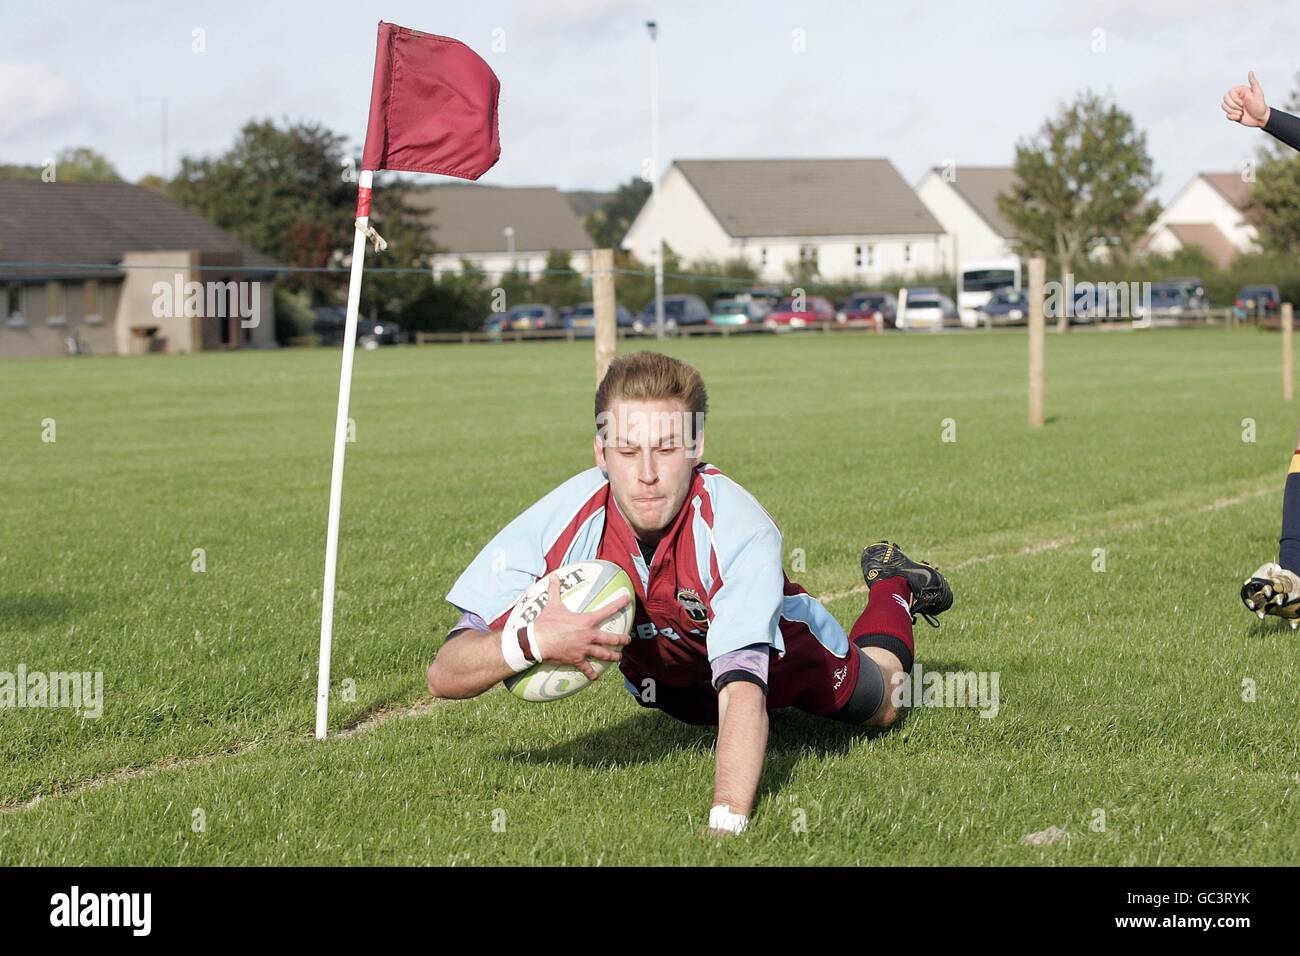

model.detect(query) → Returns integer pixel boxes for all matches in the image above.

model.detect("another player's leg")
[1242,434,1300,628]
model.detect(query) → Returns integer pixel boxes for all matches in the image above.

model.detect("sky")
[3,0,1299,205]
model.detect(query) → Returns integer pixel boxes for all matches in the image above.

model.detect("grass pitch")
[2,327,1298,865]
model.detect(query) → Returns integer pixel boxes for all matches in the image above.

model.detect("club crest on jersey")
[676,587,708,624]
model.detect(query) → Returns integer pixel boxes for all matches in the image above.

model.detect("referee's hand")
[1222,70,1270,128]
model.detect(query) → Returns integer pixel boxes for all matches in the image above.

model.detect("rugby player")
[1221,71,1300,623]
[426,351,953,834]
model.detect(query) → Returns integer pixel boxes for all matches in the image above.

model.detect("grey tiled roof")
[407,184,594,254]
[0,180,281,281]
[674,158,944,238]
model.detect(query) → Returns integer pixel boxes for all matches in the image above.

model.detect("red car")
[838,291,898,329]
[763,295,836,329]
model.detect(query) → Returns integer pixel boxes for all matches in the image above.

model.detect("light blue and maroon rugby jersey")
[445,462,853,688]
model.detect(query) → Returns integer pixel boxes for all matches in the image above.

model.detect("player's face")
[594,397,704,542]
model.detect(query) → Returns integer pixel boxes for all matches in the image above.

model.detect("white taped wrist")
[501,622,542,673]
[708,804,749,834]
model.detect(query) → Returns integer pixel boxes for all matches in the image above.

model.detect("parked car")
[502,303,557,331]
[311,306,402,346]
[978,287,1031,326]
[898,288,957,330]
[716,288,781,320]
[708,299,765,328]
[1156,277,1208,314]
[763,295,836,330]
[633,294,711,333]
[1133,286,1190,324]
[1235,284,1281,321]
[563,301,634,337]
[1055,283,1104,325]
[838,291,898,327]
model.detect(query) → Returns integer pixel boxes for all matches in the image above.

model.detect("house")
[621,159,947,282]
[1143,172,1257,268]
[914,165,1020,269]
[407,185,594,281]
[0,181,281,358]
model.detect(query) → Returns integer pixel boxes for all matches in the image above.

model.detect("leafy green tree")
[584,177,651,249]
[168,119,431,309]
[785,247,822,287]
[169,120,354,297]
[355,178,438,325]
[532,249,585,308]
[0,147,121,182]
[1244,158,1300,257]
[998,91,1160,331]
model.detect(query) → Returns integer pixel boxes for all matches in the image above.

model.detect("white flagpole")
[316,168,376,739]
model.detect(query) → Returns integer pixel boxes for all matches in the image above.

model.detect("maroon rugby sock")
[848,577,915,672]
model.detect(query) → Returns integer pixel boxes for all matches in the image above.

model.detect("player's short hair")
[595,350,708,441]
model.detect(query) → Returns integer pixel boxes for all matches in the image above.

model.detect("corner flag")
[316,22,501,739]
[362,21,501,178]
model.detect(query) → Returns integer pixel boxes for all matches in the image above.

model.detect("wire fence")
[3,260,1282,349]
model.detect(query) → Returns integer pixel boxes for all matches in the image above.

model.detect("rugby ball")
[502,560,636,702]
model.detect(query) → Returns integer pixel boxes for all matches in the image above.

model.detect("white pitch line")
[0,483,1275,815]
[0,739,264,815]
[814,484,1273,605]
[0,700,450,815]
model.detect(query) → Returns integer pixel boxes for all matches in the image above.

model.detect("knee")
[865,698,901,727]
[862,647,908,725]
[425,661,442,698]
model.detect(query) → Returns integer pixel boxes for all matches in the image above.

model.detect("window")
[903,243,912,264]
[799,245,818,267]
[854,245,864,268]
[3,285,25,327]
[760,247,768,269]
[45,281,66,326]
[866,244,875,268]
[83,280,104,325]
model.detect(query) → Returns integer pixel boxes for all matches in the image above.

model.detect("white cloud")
[0,63,79,142]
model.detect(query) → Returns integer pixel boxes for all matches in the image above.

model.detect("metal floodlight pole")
[647,20,665,341]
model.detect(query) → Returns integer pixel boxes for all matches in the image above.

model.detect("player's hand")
[532,573,632,681]
[1222,70,1270,128]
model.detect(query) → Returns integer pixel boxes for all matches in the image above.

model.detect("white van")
[958,257,1021,327]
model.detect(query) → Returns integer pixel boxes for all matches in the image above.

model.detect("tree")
[584,177,651,249]
[0,147,121,182]
[998,91,1160,331]
[355,179,438,325]
[168,119,431,307]
[532,248,585,308]
[169,120,353,296]
[785,247,822,287]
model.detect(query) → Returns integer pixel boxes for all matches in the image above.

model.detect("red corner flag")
[317,23,501,740]
[361,20,501,180]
